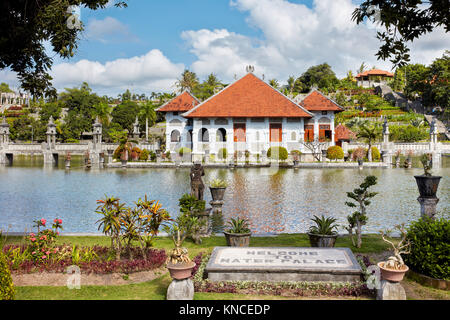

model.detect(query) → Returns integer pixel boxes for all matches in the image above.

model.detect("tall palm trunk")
[146,117,149,142]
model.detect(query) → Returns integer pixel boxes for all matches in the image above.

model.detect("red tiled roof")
[334,124,356,141]
[156,91,200,112]
[356,69,394,78]
[300,90,344,112]
[183,73,312,118]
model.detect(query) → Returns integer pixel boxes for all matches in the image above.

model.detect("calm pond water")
[0,155,448,235]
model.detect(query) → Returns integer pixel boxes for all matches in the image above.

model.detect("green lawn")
[5,233,448,300]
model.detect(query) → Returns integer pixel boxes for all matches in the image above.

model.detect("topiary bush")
[404,217,450,280]
[267,147,288,161]
[177,147,192,157]
[139,149,150,161]
[0,251,15,300]
[369,146,381,161]
[326,146,344,160]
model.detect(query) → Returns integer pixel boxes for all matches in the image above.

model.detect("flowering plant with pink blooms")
[26,218,63,262]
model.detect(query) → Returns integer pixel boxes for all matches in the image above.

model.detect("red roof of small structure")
[156,91,200,112]
[183,73,312,118]
[356,69,394,78]
[334,124,356,141]
[300,90,344,112]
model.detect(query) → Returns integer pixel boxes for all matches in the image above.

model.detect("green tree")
[93,101,112,126]
[58,82,103,141]
[352,1,450,67]
[390,67,406,92]
[296,63,339,93]
[0,1,127,98]
[110,100,140,134]
[0,82,12,93]
[345,175,378,248]
[428,51,449,109]
[268,79,280,90]
[38,100,62,123]
[356,121,381,161]
[139,101,157,141]
[175,69,199,93]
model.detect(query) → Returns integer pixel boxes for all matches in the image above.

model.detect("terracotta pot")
[210,187,226,201]
[223,231,251,247]
[414,175,441,198]
[378,262,409,282]
[166,261,196,280]
[307,233,338,248]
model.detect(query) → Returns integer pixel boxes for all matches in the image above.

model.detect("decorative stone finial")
[246,65,255,73]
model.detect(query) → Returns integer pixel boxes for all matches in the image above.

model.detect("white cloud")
[85,16,138,43]
[50,49,185,95]
[185,0,449,83]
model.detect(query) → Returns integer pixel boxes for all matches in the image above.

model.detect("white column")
[314,115,319,140]
[330,115,335,146]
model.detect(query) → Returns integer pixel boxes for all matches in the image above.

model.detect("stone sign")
[205,247,362,282]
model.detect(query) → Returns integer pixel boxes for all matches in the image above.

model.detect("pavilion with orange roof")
[157,70,345,162]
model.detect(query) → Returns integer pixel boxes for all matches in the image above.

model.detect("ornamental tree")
[345,175,378,248]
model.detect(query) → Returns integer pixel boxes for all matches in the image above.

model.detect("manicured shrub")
[149,150,157,162]
[217,148,227,160]
[370,146,381,161]
[177,147,192,157]
[326,146,344,160]
[139,149,150,161]
[404,217,450,280]
[267,147,288,161]
[0,251,15,300]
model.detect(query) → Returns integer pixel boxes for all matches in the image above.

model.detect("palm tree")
[269,79,280,90]
[286,76,296,96]
[139,101,156,141]
[357,121,381,161]
[357,62,367,75]
[175,69,199,93]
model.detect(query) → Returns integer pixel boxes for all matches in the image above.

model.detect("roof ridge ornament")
[246,65,255,73]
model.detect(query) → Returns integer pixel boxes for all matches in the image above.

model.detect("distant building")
[355,69,394,88]
[0,90,31,113]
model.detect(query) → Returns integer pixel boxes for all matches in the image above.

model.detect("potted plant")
[414,153,441,198]
[378,224,410,282]
[164,220,197,280]
[223,217,251,247]
[307,215,339,247]
[209,178,228,201]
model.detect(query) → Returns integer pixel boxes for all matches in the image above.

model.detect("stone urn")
[414,175,441,198]
[223,231,251,247]
[166,261,196,280]
[307,233,338,248]
[210,187,226,201]
[378,262,409,282]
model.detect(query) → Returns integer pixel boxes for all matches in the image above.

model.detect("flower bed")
[3,244,166,275]
[191,253,376,298]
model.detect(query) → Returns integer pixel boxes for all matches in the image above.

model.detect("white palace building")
[157,71,344,162]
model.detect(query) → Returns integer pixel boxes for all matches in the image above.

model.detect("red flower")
[41,219,47,226]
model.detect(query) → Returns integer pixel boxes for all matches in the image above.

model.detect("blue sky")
[2,0,448,96]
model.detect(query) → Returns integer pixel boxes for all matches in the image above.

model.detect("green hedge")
[267,147,288,161]
[0,251,15,300]
[405,217,450,280]
[326,146,344,160]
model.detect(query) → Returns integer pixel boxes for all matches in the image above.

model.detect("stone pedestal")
[377,280,406,300]
[418,197,439,219]
[167,278,194,300]
[210,200,224,214]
